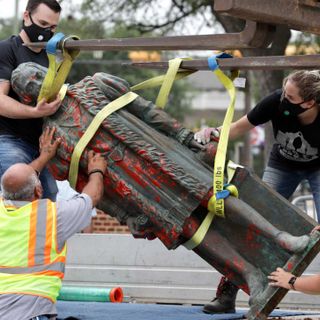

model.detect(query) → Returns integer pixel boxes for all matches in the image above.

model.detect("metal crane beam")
[129,55,320,71]
[215,0,320,35]
[26,21,274,51]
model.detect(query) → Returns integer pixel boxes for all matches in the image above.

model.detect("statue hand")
[189,139,205,151]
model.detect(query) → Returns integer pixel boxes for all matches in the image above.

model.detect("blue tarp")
[57,301,320,320]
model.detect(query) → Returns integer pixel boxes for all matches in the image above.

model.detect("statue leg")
[192,223,267,298]
[224,196,310,253]
[188,194,310,308]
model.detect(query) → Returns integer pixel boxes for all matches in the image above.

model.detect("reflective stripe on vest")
[0,199,66,302]
[0,261,65,275]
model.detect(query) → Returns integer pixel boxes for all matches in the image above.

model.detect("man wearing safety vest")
[0,127,107,320]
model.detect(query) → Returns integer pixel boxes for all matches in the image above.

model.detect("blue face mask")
[279,97,307,116]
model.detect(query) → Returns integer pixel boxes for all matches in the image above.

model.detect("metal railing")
[292,194,317,222]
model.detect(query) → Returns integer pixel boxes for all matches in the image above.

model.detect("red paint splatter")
[245,224,262,250]
[287,262,293,271]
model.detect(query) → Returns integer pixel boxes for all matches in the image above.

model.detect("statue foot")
[276,232,309,253]
[247,269,267,307]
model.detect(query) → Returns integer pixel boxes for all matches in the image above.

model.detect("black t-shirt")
[0,35,48,146]
[247,89,320,170]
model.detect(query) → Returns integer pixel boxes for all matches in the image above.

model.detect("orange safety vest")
[0,198,66,302]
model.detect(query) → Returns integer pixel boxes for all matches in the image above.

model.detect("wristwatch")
[288,276,297,290]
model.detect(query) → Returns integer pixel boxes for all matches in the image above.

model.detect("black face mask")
[23,14,54,42]
[279,97,307,116]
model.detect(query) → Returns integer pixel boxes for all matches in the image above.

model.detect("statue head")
[11,62,47,106]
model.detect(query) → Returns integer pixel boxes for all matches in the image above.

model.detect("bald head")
[1,164,42,201]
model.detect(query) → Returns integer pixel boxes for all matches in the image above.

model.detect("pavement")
[56,301,320,320]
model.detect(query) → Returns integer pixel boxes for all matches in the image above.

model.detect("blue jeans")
[0,135,58,201]
[262,166,320,221]
[30,316,50,320]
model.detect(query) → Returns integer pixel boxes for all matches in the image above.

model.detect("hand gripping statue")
[11,62,318,319]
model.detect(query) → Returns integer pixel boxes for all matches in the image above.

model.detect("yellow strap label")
[68,92,139,189]
[211,69,237,218]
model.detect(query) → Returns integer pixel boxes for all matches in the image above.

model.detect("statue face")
[11,62,47,106]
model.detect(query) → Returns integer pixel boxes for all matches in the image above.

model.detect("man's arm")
[82,151,107,207]
[29,126,61,173]
[57,151,107,246]
[31,126,107,206]
[0,81,61,119]
[126,97,196,146]
[26,126,107,244]
[93,73,195,147]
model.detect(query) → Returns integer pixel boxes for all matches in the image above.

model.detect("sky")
[0,0,23,18]
[0,0,215,34]
[0,0,79,19]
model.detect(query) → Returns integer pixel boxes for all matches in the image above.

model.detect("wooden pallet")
[229,168,320,319]
[247,232,320,320]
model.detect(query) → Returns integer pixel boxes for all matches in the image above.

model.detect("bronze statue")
[11,62,319,319]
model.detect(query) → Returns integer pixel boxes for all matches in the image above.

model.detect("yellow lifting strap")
[58,84,68,101]
[184,53,240,250]
[155,58,191,109]
[208,67,238,218]
[68,92,139,189]
[131,58,196,108]
[38,33,80,103]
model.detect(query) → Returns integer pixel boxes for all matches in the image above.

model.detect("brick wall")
[91,209,130,234]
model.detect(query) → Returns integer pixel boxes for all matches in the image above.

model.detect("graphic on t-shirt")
[276,130,318,162]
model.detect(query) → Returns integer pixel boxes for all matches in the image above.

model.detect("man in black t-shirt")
[0,0,62,201]
[195,70,320,314]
